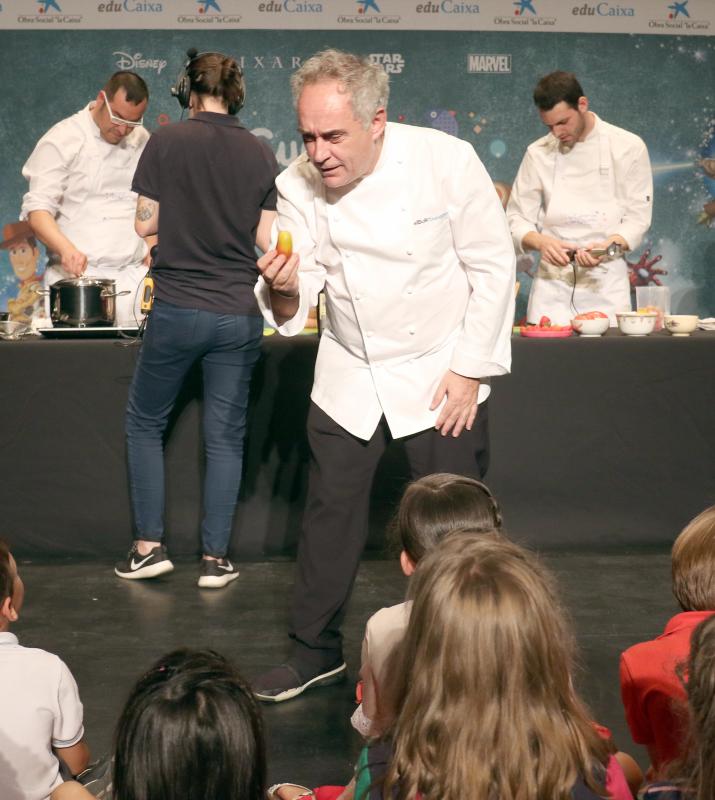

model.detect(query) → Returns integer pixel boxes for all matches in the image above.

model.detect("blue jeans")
[125,300,263,557]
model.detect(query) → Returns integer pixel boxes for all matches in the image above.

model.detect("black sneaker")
[114,543,174,580]
[197,557,239,589]
[253,660,347,703]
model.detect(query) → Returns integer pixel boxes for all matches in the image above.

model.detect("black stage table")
[2,331,714,559]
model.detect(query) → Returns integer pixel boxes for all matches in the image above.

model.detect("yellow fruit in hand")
[276,230,293,258]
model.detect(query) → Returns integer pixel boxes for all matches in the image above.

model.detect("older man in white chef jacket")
[253,49,515,703]
[21,71,152,327]
[507,70,652,326]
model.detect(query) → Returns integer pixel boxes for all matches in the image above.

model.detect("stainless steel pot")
[42,278,129,328]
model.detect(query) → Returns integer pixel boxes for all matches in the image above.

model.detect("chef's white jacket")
[256,122,515,441]
[21,103,149,272]
[507,114,652,256]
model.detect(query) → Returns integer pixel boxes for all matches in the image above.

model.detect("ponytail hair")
[188,52,245,114]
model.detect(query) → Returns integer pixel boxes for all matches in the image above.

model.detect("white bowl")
[616,312,657,336]
[664,314,699,336]
[571,317,610,337]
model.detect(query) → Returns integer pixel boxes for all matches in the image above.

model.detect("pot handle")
[34,285,50,296]
[100,289,132,298]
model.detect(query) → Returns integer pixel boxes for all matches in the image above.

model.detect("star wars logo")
[369,53,405,74]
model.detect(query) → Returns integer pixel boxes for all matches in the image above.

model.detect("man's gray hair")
[291,49,390,129]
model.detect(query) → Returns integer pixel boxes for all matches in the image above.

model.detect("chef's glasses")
[101,90,144,128]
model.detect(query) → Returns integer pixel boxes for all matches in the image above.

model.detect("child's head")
[0,540,23,629]
[394,473,502,568]
[113,649,265,800]
[386,531,606,800]
[672,505,715,611]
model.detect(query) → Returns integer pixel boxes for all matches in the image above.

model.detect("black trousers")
[289,400,490,669]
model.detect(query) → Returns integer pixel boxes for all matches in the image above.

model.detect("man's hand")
[522,232,578,267]
[573,235,630,268]
[257,249,300,298]
[257,248,301,326]
[60,245,88,277]
[537,234,579,267]
[430,370,480,438]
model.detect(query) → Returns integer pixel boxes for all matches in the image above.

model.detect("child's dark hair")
[0,540,12,603]
[393,473,503,564]
[113,648,266,800]
[188,52,245,115]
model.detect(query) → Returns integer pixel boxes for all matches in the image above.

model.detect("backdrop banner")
[0,0,713,34]
[0,22,713,318]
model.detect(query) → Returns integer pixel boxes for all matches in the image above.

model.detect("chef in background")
[507,71,652,325]
[21,71,152,327]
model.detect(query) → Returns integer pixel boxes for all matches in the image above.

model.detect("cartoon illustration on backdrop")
[426,109,458,137]
[626,247,667,288]
[0,221,45,324]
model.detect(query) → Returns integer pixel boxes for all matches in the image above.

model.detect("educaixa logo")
[493,0,555,27]
[338,0,400,24]
[177,0,242,23]
[18,0,82,23]
[648,1,710,31]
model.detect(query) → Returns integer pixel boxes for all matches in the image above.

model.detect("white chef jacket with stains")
[506,113,652,257]
[21,103,150,272]
[256,122,515,441]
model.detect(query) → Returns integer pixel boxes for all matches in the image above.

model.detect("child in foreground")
[641,612,715,800]
[52,648,339,800]
[353,532,630,800]
[0,540,89,800]
[620,505,715,776]
[351,473,502,738]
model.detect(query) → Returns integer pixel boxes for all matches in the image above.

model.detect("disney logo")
[114,51,168,75]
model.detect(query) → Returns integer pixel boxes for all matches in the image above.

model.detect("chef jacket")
[21,103,149,272]
[507,113,652,257]
[256,122,515,441]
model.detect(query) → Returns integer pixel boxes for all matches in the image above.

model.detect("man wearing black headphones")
[116,51,278,588]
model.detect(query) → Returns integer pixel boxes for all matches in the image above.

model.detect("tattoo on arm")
[136,199,157,222]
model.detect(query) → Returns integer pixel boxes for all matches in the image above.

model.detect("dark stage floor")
[15,549,675,788]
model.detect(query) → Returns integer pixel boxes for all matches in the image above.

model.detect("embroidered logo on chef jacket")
[414,212,448,226]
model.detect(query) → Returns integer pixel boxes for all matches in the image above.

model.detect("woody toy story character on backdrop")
[0,221,44,325]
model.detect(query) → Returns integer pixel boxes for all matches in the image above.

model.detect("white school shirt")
[256,122,515,441]
[21,103,149,273]
[0,632,84,800]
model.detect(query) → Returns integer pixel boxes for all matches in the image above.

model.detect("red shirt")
[620,610,715,772]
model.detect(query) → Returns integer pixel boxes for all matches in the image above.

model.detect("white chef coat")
[507,113,652,325]
[256,122,515,441]
[21,103,150,325]
[0,632,84,800]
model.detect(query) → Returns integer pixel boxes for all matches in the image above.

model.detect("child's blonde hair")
[382,532,608,800]
[672,506,715,611]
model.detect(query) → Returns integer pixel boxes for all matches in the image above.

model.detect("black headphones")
[171,48,245,115]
